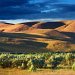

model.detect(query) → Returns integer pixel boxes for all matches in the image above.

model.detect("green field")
[0,52,75,75]
[0,53,75,71]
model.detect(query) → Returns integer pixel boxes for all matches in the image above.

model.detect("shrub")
[0,59,12,68]
[11,59,28,69]
[65,53,73,65]
[27,59,37,71]
[29,64,37,72]
[0,54,12,68]
[72,62,75,71]
[37,57,46,68]
[48,55,63,69]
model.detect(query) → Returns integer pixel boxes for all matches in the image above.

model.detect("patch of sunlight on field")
[0,68,75,75]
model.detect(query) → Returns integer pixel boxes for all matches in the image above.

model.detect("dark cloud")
[53,4,75,12]
[0,0,75,20]
[0,0,27,7]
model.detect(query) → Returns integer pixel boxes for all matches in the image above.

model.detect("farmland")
[0,53,75,75]
[0,21,75,75]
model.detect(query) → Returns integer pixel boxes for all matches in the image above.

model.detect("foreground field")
[0,68,75,75]
[0,53,75,72]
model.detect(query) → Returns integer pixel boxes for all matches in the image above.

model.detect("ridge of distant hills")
[0,20,75,32]
[0,20,75,38]
[0,20,75,53]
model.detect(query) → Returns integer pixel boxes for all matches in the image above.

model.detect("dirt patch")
[0,68,75,75]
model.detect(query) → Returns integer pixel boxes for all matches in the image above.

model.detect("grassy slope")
[0,32,48,53]
[0,32,75,53]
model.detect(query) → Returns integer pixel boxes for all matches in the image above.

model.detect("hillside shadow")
[0,32,70,43]
[0,32,75,44]
[37,22,65,29]
[61,32,75,39]
[0,32,47,39]
[21,21,65,28]
[21,22,39,26]
[0,42,49,53]
[61,32,75,43]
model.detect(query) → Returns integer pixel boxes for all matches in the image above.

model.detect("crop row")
[0,53,75,71]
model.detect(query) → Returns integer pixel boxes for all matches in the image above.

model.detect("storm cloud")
[0,0,75,20]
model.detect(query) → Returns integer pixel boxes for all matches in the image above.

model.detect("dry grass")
[46,40,75,52]
[0,20,75,53]
[25,29,70,40]
[0,20,75,33]
[62,22,75,32]
[57,20,75,33]
[0,68,75,75]
[25,29,52,34]
[0,23,29,32]
[4,24,29,32]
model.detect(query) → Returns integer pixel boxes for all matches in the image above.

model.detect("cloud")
[54,4,75,12]
[41,8,63,13]
[0,18,62,24]
[0,0,75,20]
[0,0,27,7]
[28,0,58,4]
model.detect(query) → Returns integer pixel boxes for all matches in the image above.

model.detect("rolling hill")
[56,20,75,39]
[0,20,75,53]
[0,23,29,32]
[31,21,65,29]
[56,20,75,32]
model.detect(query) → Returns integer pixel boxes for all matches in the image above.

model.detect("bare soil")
[0,68,75,75]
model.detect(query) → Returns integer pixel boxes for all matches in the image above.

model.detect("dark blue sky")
[0,0,75,23]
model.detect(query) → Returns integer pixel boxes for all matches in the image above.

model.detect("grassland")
[0,52,75,75]
[0,21,75,75]
[0,32,75,53]
[0,32,49,53]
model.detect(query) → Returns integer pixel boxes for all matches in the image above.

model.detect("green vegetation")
[0,53,75,71]
[0,32,75,72]
[72,62,75,71]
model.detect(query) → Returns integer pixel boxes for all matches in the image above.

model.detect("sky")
[0,0,75,23]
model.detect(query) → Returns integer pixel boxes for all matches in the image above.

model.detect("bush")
[0,59,12,68]
[11,59,28,69]
[29,64,37,72]
[65,53,73,65]
[0,53,74,71]
[72,62,75,71]
[48,55,63,69]
[27,58,37,71]
[37,57,46,68]
[0,54,12,68]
